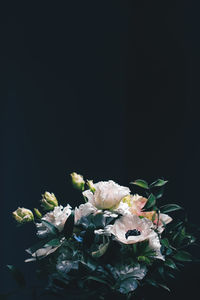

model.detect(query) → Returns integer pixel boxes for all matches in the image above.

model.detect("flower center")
[125,229,141,239]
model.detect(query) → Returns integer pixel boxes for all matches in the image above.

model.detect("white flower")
[95,214,164,260]
[75,202,119,225]
[83,180,130,210]
[148,231,164,260]
[74,202,98,224]
[105,264,147,294]
[115,201,131,215]
[56,260,79,274]
[36,205,71,238]
[156,213,173,233]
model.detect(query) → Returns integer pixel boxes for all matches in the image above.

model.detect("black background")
[1,1,200,299]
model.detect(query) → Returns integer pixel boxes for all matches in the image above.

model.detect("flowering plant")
[7,174,200,299]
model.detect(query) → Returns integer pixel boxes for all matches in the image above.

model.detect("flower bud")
[41,192,58,211]
[86,180,96,193]
[12,207,34,224]
[34,208,42,219]
[70,172,85,191]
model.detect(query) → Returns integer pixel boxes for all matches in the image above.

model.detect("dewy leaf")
[160,204,183,214]
[173,251,192,262]
[7,265,26,288]
[41,220,59,236]
[150,179,168,188]
[130,179,149,189]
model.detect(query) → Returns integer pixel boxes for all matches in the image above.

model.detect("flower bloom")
[123,194,172,230]
[74,202,98,224]
[83,180,130,210]
[95,214,164,260]
[36,205,71,238]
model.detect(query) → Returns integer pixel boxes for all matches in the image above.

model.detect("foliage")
[5,175,200,299]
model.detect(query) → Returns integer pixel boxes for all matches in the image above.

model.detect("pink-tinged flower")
[83,180,130,210]
[95,214,164,260]
[124,194,172,230]
[123,194,148,214]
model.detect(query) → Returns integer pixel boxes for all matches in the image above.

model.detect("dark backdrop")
[1,1,200,299]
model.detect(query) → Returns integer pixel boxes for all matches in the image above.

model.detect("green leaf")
[173,251,192,262]
[158,266,165,280]
[83,225,95,249]
[91,241,110,258]
[160,204,183,214]
[26,237,52,254]
[7,265,26,288]
[186,235,196,244]
[173,227,186,246]
[145,278,158,287]
[137,240,149,254]
[45,238,62,247]
[167,272,175,279]
[41,220,59,236]
[145,193,156,209]
[84,276,109,286]
[159,283,170,292]
[166,248,173,255]
[154,187,165,199]
[137,256,151,264]
[161,238,170,248]
[63,212,74,239]
[164,258,177,269]
[117,277,138,294]
[130,179,149,189]
[150,179,168,188]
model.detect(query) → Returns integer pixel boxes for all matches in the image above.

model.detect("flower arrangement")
[8,173,199,299]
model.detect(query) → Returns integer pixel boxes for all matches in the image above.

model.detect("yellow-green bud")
[70,172,85,191]
[41,192,58,211]
[12,207,34,224]
[86,180,96,193]
[34,208,42,219]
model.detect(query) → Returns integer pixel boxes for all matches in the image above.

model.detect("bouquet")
[8,173,199,299]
